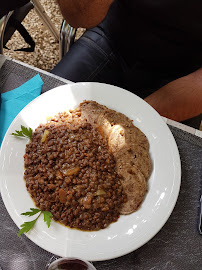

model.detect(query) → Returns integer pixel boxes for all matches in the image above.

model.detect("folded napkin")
[0,74,43,145]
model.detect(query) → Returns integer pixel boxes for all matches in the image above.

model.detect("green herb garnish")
[43,211,53,228]
[11,125,32,139]
[18,208,53,237]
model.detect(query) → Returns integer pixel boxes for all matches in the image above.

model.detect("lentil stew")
[24,107,127,231]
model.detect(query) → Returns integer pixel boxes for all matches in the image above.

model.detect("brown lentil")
[24,108,127,231]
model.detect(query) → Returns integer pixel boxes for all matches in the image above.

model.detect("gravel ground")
[4,0,85,71]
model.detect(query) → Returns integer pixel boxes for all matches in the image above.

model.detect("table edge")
[1,54,201,138]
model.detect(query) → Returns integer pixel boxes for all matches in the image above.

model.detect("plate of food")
[0,82,181,261]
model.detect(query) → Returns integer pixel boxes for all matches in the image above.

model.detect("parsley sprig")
[12,125,32,140]
[18,208,53,237]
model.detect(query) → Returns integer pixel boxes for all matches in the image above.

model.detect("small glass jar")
[46,257,96,270]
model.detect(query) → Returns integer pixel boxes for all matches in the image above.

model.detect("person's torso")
[101,0,202,71]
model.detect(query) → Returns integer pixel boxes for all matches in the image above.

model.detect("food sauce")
[48,258,92,270]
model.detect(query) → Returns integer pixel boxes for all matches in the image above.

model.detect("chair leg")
[0,12,13,54]
[59,20,76,60]
[32,0,59,42]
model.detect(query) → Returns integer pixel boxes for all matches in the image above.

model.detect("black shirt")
[102,0,202,70]
[100,0,202,94]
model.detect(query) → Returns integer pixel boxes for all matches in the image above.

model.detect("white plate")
[0,82,181,261]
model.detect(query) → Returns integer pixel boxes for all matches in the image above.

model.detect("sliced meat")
[114,144,152,179]
[117,167,147,214]
[80,100,151,215]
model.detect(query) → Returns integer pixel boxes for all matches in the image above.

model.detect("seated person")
[52,0,202,122]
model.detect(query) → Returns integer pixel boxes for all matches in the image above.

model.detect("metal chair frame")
[0,0,61,54]
[59,20,76,60]
[0,2,77,61]
[32,0,59,42]
[0,12,13,54]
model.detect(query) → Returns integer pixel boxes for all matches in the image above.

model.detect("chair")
[0,0,59,54]
[32,0,59,42]
[0,12,13,54]
[59,20,77,60]
[1,1,36,53]
[0,1,76,60]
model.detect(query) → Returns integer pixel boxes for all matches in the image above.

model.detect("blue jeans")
[52,26,175,99]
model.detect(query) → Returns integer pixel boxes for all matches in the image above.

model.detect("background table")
[0,55,202,270]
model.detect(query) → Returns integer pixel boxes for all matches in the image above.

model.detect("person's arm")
[57,0,114,28]
[144,68,202,122]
